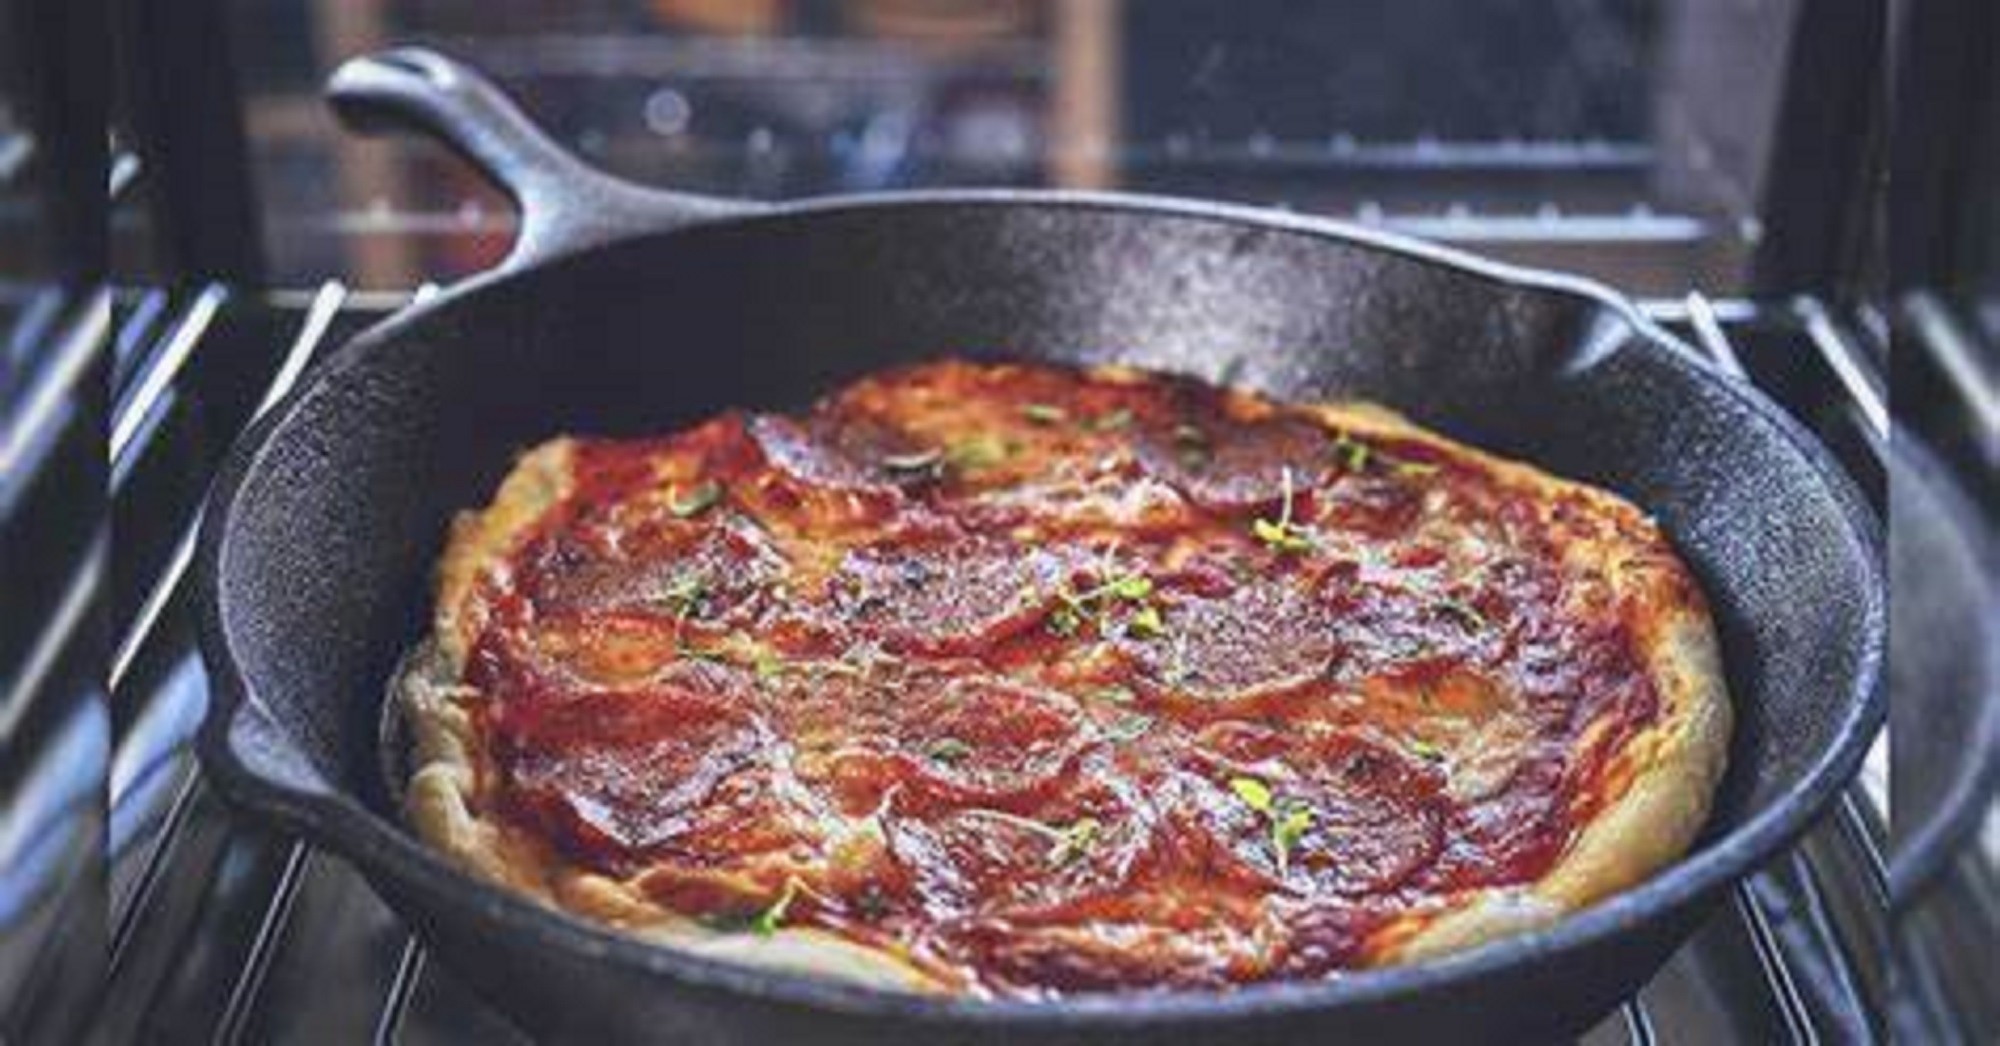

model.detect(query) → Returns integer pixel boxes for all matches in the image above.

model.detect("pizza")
[398,358,1730,997]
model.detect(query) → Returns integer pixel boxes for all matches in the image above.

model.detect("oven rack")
[22,280,1932,1044]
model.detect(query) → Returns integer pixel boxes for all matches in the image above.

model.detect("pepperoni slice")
[522,515,784,627]
[883,767,1155,920]
[457,358,1679,994]
[1127,580,1340,702]
[826,534,1072,655]
[1137,414,1334,512]
[1170,725,1444,897]
[531,612,684,685]
[819,674,1091,811]
[489,676,816,864]
[1314,472,1425,537]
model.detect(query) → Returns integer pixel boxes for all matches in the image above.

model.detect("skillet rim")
[195,188,1886,1027]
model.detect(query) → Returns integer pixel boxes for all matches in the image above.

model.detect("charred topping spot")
[880,448,944,478]
[1173,423,1211,469]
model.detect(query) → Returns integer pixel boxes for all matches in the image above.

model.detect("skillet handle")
[326,47,755,271]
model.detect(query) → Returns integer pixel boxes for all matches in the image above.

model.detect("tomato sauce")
[455,360,1667,995]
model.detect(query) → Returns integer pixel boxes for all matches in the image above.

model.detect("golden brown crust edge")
[402,377,1732,989]
[1382,609,1730,963]
[1285,402,1733,965]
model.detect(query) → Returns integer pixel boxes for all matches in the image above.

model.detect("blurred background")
[0,1,1994,1043]
[94,0,1867,294]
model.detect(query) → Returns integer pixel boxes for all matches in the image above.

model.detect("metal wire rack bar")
[110,283,227,461]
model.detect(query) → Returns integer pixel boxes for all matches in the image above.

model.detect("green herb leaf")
[670,479,723,518]
[752,878,801,936]
[677,640,726,663]
[1436,598,1488,632]
[1127,605,1167,639]
[1107,574,1153,601]
[1409,738,1444,762]
[1046,605,1083,637]
[926,737,974,764]
[1251,466,1315,554]
[1269,800,1315,876]
[1088,408,1134,432]
[1228,776,1274,813]
[1046,817,1103,865]
[754,650,787,680]
[662,573,708,619]
[946,433,1011,471]
[1331,432,1372,473]
[1391,458,1440,478]
[1088,685,1136,704]
[1252,518,1314,553]
[1103,712,1153,743]
[1022,403,1068,425]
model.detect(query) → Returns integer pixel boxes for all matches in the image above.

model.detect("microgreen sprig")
[669,479,723,518]
[926,736,974,764]
[1330,430,1439,478]
[1045,569,1161,639]
[661,572,708,620]
[752,877,801,935]
[1046,817,1103,866]
[1435,597,1489,632]
[1229,775,1317,877]
[961,809,1108,867]
[1251,467,1315,554]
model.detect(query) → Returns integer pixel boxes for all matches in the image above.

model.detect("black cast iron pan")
[1888,432,1998,903]
[196,48,1884,1045]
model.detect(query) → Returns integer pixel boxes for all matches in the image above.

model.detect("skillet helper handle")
[326,47,748,271]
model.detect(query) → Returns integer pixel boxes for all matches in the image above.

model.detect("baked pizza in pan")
[397,359,1730,997]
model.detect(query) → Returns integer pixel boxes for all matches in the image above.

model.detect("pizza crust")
[399,370,1732,991]
[1384,609,1729,963]
[399,637,954,993]
[1280,404,1733,964]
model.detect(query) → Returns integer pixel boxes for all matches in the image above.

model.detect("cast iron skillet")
[1889,433,1998,902]
[196,48,1884,1045]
